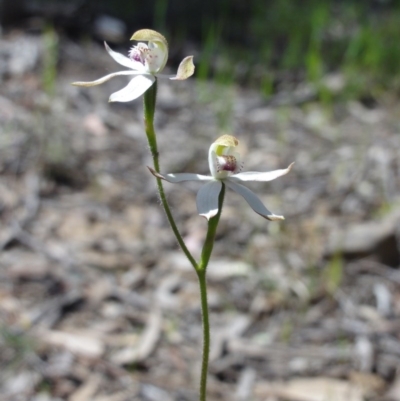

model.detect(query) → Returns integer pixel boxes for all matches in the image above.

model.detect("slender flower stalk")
[72,28,292,401]
[143,80,226,401]
[143,81,197,270]
[197,270,210,401]
[197,184,225,401]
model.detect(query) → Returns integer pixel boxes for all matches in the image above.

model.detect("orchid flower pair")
[72,29,293,221]
[72,28,294,401]
[72,29,195,102]
[150,135,293,221]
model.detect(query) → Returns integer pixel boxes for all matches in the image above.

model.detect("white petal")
[105,42,146,71]
[72,70,139,87]
[109,75,155,102]
[230,162,294,183]
[196,181,223,220]
[225,180,284,221]
[147,167,212,183]
[208,149,219,178]
[145,45,167,73]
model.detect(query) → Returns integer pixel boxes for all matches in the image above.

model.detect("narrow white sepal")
[147,167,212,183]
[230,162,294,183]
[104,42,146,71]
[109,75,155,102]
[225,180,284,221]
[72,70,140,87]
[196,181,222,220]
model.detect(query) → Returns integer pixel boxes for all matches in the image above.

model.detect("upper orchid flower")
[72,29,195,102]
[150,135,294,220]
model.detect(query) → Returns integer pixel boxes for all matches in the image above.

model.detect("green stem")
[198,184,225,272]
[197,184,225,401]
[143,80,197,270]
[197,269,210,401]
[144,80,226,401]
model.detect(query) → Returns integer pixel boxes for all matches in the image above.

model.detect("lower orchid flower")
[149,135,294,221]
[72,29,195,102]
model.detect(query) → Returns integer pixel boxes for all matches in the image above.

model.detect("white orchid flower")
[72,29,195,102]
[150,135,294,221]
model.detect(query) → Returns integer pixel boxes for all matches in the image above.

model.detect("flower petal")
[148,167,212,183]
[225,180,284,221]
[104,42,146,71]
[109,75,155,102]
[131,29,168,49]
[213,135,239,147]
[230,163,294,183]
[196,181,223,220]
[169,56,195,80]
[145,45,167,73]
[72,70,139,87]
[131,29,168,72]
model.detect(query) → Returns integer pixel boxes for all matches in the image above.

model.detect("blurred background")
[1,0,400,400]
[2,0,400,93]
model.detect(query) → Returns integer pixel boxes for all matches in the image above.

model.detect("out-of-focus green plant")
[153,0,168,34]
[67,0,399,98]
[197,21,222,82]
[42,24,59,96]
[191,0,400,99]
[0,326,36,369]
[305,3,328,83]
[195,20,236,131]
[324,253,344,295]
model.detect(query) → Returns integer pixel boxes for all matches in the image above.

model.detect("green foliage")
[53,0,399,100]
[0,326,36,368]
[188,0,400,99]
[196,20,235,131]
[280,318,294,343]
[42,24,59,96]
[153,0,168,33]
[324,253,344,295]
